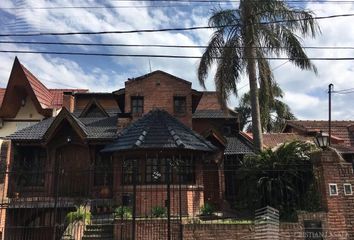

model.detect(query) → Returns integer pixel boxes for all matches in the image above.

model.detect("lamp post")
[314,130,330,149]
[328,83,333,146]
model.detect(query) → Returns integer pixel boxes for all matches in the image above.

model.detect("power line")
[109,0,354,3]
[2,40,354,50]
[2,0,354,10]
[4,49,354,60]
[1,13,354,37]
[0,3,231,10]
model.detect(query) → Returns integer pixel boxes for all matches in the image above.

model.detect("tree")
[234,141,321,220]
[198,1,320,151]
[237,83,296,132]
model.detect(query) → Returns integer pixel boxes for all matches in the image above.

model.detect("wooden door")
[56,145,90,197]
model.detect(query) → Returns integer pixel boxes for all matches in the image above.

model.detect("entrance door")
[55,145,90,197]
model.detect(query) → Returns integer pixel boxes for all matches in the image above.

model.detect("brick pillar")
[312,149,354,239]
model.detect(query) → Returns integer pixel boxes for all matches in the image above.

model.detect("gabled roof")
[127,70,191,85]
[0,57,88,118]
[102,109,217,153]
[44,108,88,141]
[284,120,354,146]
[7,108,117,142]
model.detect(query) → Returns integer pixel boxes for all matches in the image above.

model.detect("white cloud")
[0,0,353,120]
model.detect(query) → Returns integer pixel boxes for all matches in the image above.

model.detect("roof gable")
[0,57,53,118]
[0,58,89,118]
[126,70,192,86]
[44,108,87,142]
[79,98,109,118]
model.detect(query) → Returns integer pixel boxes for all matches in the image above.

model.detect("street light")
[314,131,329,149]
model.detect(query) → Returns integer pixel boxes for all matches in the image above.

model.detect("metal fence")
[0,162,323,240]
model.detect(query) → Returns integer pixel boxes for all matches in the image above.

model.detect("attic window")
[344,183,353,196]
[329,183,338,196]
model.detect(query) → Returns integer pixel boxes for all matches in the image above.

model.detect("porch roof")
[7,113,117,141]
[224,136,255,155]
[102,109,217,153]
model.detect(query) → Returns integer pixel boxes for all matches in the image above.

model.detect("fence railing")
[0,166,324,240]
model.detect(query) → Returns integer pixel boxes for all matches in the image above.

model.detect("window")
[145,157,167,183]
[344,183,353,196]
[329,183,338,196]
[174,96,186,115]
[123,159,141,184]
[145,156,195,184]
[174,156,195,184]
[14,147,46,187]
[93,148,113,186]
[131,96,144,114]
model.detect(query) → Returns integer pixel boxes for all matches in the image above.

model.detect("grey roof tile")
[102,109,217,152]
[224,136,255,155]
[7,115,117,141]
[193,110,238,119]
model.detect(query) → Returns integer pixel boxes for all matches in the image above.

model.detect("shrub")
[200,203,214,216]
[151,206,166,218]
[66,206,91,224]
[114,206,132,219]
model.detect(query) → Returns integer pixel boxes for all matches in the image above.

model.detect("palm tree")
[198,1,320,151]
[237,83,296,132]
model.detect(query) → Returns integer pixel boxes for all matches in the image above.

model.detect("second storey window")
[131,96,144,114]
[174,96,186,115]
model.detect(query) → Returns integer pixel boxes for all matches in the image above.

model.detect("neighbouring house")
[283,120,354,162]
[0,57,88,138]
[1,70,253,239]
[0,57,87,239]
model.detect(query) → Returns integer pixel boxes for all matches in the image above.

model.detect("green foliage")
[151,206,166,218]
[66,206,91,224]
[114,206,132,219]
[198,0,320,150]
[232,141,322,220]
[200,203,214,216]
[236,84,296,132]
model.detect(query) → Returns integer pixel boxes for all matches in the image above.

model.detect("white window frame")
[329,183,338,196]
[344,183,353,196]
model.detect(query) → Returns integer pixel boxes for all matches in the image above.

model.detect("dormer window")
[131,96,144,114]
[174,96,186,115]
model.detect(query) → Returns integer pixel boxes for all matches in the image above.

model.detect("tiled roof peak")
[103,109,216,152]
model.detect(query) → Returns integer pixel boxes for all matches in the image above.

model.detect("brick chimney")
[63,92,75,112]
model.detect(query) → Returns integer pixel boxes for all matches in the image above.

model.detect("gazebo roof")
[102,109,217,153]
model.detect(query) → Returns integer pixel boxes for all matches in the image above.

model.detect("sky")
[0,0,354,120]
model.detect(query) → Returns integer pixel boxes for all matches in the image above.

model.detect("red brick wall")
[183,224,253,240]
[125,72,193,127]
[313,150,354,239]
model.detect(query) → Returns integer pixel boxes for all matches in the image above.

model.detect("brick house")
[1,70,253,239]
[283,120,354,162]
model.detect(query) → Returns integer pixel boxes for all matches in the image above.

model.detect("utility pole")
[328,83,334,146]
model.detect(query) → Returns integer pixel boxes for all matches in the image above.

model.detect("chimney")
[63,92,75,112]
